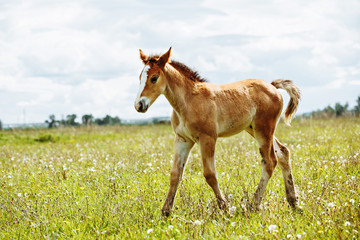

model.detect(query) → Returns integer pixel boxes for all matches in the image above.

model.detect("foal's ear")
[158,47,172,69]
[139,49,149,64]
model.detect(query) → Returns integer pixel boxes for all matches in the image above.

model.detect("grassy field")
[0,118,359,239]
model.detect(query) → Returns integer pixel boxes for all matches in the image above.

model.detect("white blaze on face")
[135,65,151,104]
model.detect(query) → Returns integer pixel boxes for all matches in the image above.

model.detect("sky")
[0,0,359,124]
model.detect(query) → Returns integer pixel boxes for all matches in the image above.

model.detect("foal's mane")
[148,55,207,83]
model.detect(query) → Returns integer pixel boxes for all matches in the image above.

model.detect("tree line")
[302,95,360,118]
[45,114,122,128]
[0,95,359,130]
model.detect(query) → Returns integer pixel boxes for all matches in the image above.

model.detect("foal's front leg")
[161,135,194,216]
[199,135,228,211]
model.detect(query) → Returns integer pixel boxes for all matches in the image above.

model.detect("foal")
[134,47,301,216]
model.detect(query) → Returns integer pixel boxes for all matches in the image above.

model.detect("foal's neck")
[163,65,194,115]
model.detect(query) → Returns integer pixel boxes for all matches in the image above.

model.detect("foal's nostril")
[135,97,149,113]
[136,99,148,112]
[138,101,144,111]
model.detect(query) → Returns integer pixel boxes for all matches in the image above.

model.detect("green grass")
[0,118,359,239]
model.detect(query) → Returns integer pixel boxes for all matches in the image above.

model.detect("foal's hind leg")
[251,127,278,210]
[273,137,299,208]
[252,142,277,210]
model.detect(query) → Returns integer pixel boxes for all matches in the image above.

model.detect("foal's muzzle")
[135,97,150,113]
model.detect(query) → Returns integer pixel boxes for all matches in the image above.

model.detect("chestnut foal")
[134,48,301,216]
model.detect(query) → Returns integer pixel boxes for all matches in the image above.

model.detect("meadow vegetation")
[0,118,359,239]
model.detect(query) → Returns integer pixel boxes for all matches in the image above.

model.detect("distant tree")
[324,105,334,114]
[66,114,78,126]
[103,115,112,125]
[302,96,360,119]
[82,114,93,126]
[45,114,58,128]
[113,116,122,125]
[334,102,348,117]
[354,96,360,116]
[323,105,335,118]
[94,115,122,126]
[94,118,103,125]
[0,120,2,130]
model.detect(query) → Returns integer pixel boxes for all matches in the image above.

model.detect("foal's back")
[201,79,283,137]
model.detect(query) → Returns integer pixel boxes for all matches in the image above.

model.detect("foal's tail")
[271,79,301,125]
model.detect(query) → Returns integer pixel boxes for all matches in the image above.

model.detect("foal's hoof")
[288,197,302,212]
[219,200,229,211]
[290,204,303,214]
[246,202,259,212]
[161,208,171,217]
[294,206,303,214]
[217,199,231,214]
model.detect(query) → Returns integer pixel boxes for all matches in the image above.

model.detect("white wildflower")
[349,199,355,204]
[345,221,351,226]
[193,220,202,225]
[168,225,173,230]
[327,202,335,208]
[147,228,153,234]
[287,234,292,238]
[296,234,302,238]
[231,222,236,227]
[268,224,278,232]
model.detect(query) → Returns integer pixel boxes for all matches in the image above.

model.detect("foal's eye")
[150,76,159,84]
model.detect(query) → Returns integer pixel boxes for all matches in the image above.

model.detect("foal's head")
[134,47,171,113]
